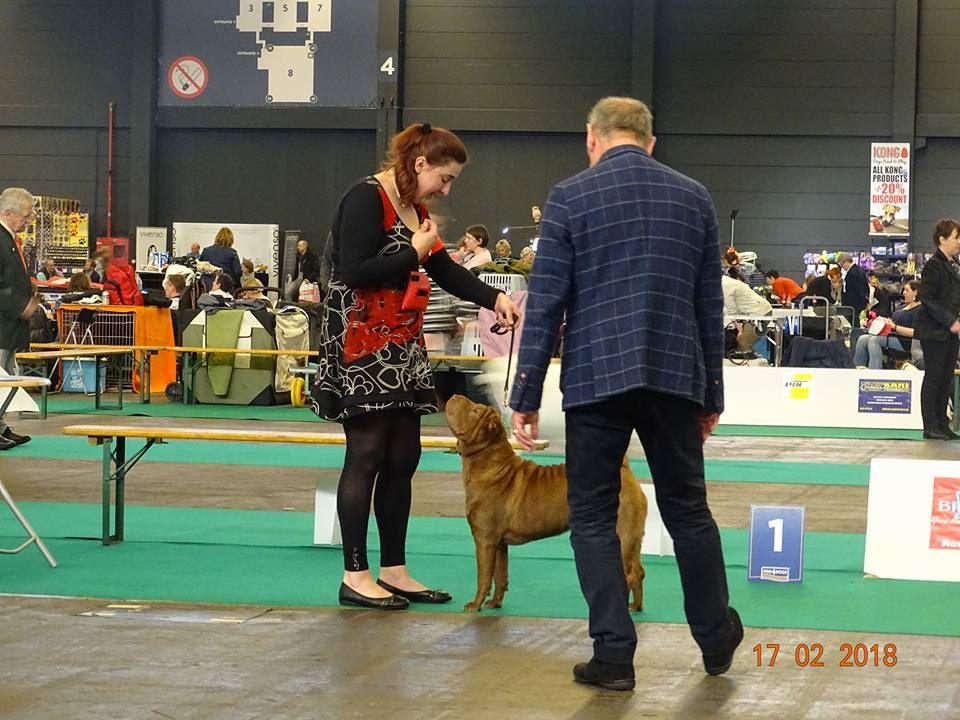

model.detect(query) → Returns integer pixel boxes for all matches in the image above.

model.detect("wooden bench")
[62,423,548,546]
[16,348,134,418]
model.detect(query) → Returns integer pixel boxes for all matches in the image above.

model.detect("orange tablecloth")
[57,305,176,393]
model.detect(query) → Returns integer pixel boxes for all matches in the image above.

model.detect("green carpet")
[8,436,870,486]
[40,397,923,438]
[714,425,922,440]
[1,503,955,637]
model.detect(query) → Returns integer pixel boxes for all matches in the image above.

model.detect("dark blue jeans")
[565,389,732,663]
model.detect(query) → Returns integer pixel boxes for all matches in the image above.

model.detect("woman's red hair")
[383,123,467,207]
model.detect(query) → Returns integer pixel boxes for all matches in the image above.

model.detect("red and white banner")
[930,476,960,551]
[868,142,910,237]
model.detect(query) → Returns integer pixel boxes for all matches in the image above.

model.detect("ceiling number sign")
[167,56,209,100]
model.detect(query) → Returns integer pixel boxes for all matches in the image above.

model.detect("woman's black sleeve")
[423,249,502,309]
[337,182,418,288]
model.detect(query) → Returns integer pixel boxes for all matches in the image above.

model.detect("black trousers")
[919,334,960,432]
[565,389,732,663]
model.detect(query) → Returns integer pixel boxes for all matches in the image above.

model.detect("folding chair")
[0,377,56,568]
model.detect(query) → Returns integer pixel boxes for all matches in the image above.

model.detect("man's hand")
[699,412,720,442]
[951,320,960,335]
[512,410,540,451]
[20,296,38,320]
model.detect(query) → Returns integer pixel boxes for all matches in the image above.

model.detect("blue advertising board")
[858,378,912,414]
[748,505,805,583]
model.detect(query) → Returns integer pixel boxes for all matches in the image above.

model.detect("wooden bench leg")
[101,436,126,545]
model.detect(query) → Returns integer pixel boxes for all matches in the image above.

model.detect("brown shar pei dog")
[445,394,647,612]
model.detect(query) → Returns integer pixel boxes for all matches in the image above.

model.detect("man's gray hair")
[587,97,653,142]
[0,187,35,216]
[837,252,853,265]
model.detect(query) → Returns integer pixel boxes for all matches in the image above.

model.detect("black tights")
[338,409,422,572]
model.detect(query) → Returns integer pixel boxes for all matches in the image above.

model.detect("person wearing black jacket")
[284,239,322,300]
[0,187,38,450]
[839,253,869,327]
[804,267,842,305]
[313,122,519,611]
[914,218,960,440]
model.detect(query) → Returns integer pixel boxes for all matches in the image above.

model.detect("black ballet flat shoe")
[338,583,409,610]
[376,579,452,604]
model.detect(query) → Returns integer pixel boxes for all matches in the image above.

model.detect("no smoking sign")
[167,56,209,100]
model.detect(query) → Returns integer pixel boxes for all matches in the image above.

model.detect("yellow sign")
[785,373,813,401]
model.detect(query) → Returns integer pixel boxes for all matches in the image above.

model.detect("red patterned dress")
[312,177,499,422]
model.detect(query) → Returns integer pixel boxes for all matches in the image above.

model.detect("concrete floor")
[1,406,959,719]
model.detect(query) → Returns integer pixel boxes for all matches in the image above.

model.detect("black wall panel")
[2,0,960,282]
[0,0,132,246]
[404,0,633,131]
[154,129,377,248]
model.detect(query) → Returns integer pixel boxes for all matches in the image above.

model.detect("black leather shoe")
[572,658,635,691]
[923,430,952,440]
[1,428,30,446]
[377,579,452,604]
[338,583,409,611]
[703,607,744,676]
[939,427,960,440]
[0,435,16,451]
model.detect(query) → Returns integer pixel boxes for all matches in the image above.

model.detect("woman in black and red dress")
[312,123,520,609]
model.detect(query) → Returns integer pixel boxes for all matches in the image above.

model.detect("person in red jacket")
[94,248,143,305]
[764,270,803,305]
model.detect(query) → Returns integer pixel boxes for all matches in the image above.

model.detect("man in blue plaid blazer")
[510,97,742,689]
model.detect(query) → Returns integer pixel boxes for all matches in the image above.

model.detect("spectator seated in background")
[494,238,513,264]
[764,269,804,305]
[35,259,61,282]
[197,272,235,308]
[854,279,923,369]
[241,258,256,287]
[456,224,493,271]
[68,272,90,293]
[238,278,273,310]
[519,245,535,266]
[163,273,186,310]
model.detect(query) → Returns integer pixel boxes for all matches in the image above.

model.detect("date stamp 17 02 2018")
[754,643,898,668]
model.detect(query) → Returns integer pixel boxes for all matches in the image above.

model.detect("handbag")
[401,270,431,312]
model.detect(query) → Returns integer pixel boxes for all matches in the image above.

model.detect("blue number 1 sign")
[748,505,805,583]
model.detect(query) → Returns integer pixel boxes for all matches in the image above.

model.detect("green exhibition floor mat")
[4,435,871,486]
[0,503,955,637]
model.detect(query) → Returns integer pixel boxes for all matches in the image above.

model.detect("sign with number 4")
[748,505,805,583]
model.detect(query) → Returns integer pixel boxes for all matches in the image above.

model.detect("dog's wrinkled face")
[445,394,506,451]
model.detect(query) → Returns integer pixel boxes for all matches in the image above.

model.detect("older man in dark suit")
[0,187,38,450]
[510,97,741,689]
[839,252,869,327]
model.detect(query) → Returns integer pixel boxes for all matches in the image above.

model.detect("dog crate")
[478,272,527,295]
[57,306,135,390]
